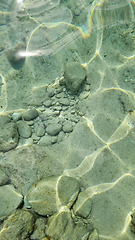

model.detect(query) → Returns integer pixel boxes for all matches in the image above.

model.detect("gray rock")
[0,209,34,240]
[89,229,99,240]
[79,91,89,100]
[35,125,45,137]
[26,176,80,216]
[0,122,19,152]
[73,192,92,218]
[43,99,52,107]
[58,98,70,106]
[63,122,73,133]
[46,207,74,239]
[12,112,22,121]
[0,185,23,217]
[31,218,47,239]
[38,135,52,145]
[47,207,93,240]
[0,114,11,126]
[17,120,32,138]
[57,176,80,208]
[0,168,9,186]
[64,62,86,93]
[26,176,60,215]
[22,107,39,121]
[46,123,62,136]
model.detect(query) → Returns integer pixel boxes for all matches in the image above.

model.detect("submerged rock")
[64,62,86,93]
[6,42,26,70]
[0,209,34,240]
[0,185,23,217]
[0,122,19,152]
[25,175,80,216]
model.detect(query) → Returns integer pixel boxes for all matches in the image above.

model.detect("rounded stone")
[0,185,23,217]
[35,125,45,137]
[46,123,62,136]
[64,62,86,93]
[22,108,39,121]
[17,120,32,138]
[63,122,73,133]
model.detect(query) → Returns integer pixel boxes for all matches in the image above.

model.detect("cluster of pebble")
[0,61,90,152]
[0,174,99,240]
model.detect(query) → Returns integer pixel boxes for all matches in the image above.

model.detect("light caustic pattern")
[1,0,135,57]
[1,1,135,239]
[17,0,135,56]
[58,1,135,239]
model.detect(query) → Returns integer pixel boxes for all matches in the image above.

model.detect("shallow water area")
[1,0,135,239]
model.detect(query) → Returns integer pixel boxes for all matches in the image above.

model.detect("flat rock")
[0,122,19,152]
[0,184,23,217]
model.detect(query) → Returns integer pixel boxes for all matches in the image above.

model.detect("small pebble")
[35,125,45,137]
[17,121,32,138]
[46,123,62,136]
[22,108,39,121]
[58,98,70,106]
[63,122,73,133]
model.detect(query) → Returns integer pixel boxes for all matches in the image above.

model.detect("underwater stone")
[64,62,86,93]
[58,98,70,106]
[17,120,32,138]
[73,192,92,218]
[57,175,80,208]
[0,114,11,126]
[0,168,9,186]
[46,207,74,239]
[0,122,19,152]
[35,125,45,137]
[38,135,52,145]
[63,122,73,133]
[6,42,26,71]
[47,207,93,240]
[46,123,62,136]
[89,229,99,240]
[26,176,60,216]
[26,176,80,216]
[12,112,22,121]
[22,107,39,121]
[0,209,34,240]
[0,185,23,217]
